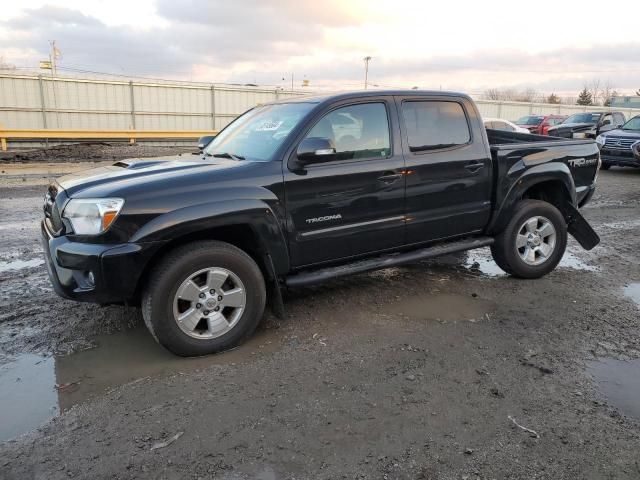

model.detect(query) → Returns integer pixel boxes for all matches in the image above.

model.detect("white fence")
[0,72,306,133]
[1,71,639,140]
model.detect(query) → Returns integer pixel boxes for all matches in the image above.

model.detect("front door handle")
[464,162,485,172]
[378,172,402,183]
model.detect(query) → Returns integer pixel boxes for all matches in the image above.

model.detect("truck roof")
[269,89,472,106]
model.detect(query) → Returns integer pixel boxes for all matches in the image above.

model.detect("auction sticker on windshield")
[256,120,283,131]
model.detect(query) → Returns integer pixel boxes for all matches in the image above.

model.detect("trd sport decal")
[568,158,598,168]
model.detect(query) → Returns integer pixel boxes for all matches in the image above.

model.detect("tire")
[142,240,266,357]
[600,162,611,170]
[490,200,567,279]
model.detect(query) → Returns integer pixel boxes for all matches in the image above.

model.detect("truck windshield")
[516,116,544,125]
[622,116,640,131]
[204,102,315,161]
[563,113,601,124]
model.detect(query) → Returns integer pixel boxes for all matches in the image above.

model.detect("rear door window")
[401,101,471,152]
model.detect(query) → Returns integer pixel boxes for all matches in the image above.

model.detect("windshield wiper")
[209,152,245,160]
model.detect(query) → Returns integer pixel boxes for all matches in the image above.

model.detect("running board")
[285,236,494,288]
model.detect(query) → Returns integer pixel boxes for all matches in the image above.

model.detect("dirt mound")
[0,143,194,163]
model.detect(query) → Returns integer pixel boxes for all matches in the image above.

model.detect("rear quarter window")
[402,101,471,152]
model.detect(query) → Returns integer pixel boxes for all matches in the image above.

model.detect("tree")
[603,90,619,107]
[587,79,601,105]
[483,88,502,101]
[597,81,616,106]
[547,93,560,104]
[576,88,593,106]
[514,88,538,103]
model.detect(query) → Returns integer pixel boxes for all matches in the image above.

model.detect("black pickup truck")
[42,91,601,356]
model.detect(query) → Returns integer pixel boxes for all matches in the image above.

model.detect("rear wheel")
[142,241,266,356]
[491,200,567,279]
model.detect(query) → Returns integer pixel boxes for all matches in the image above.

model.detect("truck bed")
[485,129,594,149]
[485,129,600,209]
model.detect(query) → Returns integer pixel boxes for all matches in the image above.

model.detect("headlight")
[596,134,606,149]
[62,198,124,235]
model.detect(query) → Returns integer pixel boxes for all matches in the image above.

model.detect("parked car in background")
[484,118,530,134]
[515,115,567,135]
[597,115,640,169]
[548,111,625,139]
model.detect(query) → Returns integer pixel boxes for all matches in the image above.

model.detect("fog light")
[87,271,95,287]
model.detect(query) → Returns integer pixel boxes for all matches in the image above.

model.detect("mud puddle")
[0,258,44,273]
[623,283,640,307]
[462,249,597,277]
[0,354,58,442]
[0,326,281,441]
[385,292,494,323]
[587,358,640,421]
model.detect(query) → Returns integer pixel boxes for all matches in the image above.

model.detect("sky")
[0,0,639,96]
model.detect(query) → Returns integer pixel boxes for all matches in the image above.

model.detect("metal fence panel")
[1,72,639,144]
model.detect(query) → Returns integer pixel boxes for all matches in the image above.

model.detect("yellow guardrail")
[0,129,219,151]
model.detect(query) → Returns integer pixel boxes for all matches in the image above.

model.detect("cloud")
[0,1,366,76]
[0,1,638,95]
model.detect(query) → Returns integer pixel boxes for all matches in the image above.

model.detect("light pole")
[363,56,372,90]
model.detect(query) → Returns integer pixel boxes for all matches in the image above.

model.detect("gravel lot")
[0,147,639,479]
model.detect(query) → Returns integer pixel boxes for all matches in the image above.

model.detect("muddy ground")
[1,151,640,479]
[0,143,194,164]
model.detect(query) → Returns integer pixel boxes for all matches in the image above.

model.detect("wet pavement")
[1,161,640,479]
[0,326,280,441]
[0,354,58,442]
[588,358,640,421]
[624,283,640,307]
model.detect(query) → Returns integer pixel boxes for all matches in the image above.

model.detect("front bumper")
[41,221,165,304]
[600,151,640,167]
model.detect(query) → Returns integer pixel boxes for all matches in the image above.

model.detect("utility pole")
[363,56,372,90]
[49,40,61,75]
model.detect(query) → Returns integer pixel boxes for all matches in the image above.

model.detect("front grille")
[603,136,638,151]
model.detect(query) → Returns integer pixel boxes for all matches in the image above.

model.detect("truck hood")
[601,128,640,140]
[56,155,238,196]
[547,123,595,138]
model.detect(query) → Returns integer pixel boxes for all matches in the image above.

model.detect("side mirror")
[599,124,615,133]
[197,135,216,152]
[296,137,337,165]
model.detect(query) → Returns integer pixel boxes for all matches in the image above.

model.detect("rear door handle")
[464,162,485,172]
[378,172,402,183]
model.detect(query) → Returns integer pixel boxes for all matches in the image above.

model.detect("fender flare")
[487,162,576,235]
[130,198,290,274]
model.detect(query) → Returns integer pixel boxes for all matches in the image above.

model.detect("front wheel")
[600,162,611,171]
[491,200,567,279]
[142,240,266,356]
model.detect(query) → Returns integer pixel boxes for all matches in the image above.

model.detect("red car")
[515,115,567,135]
